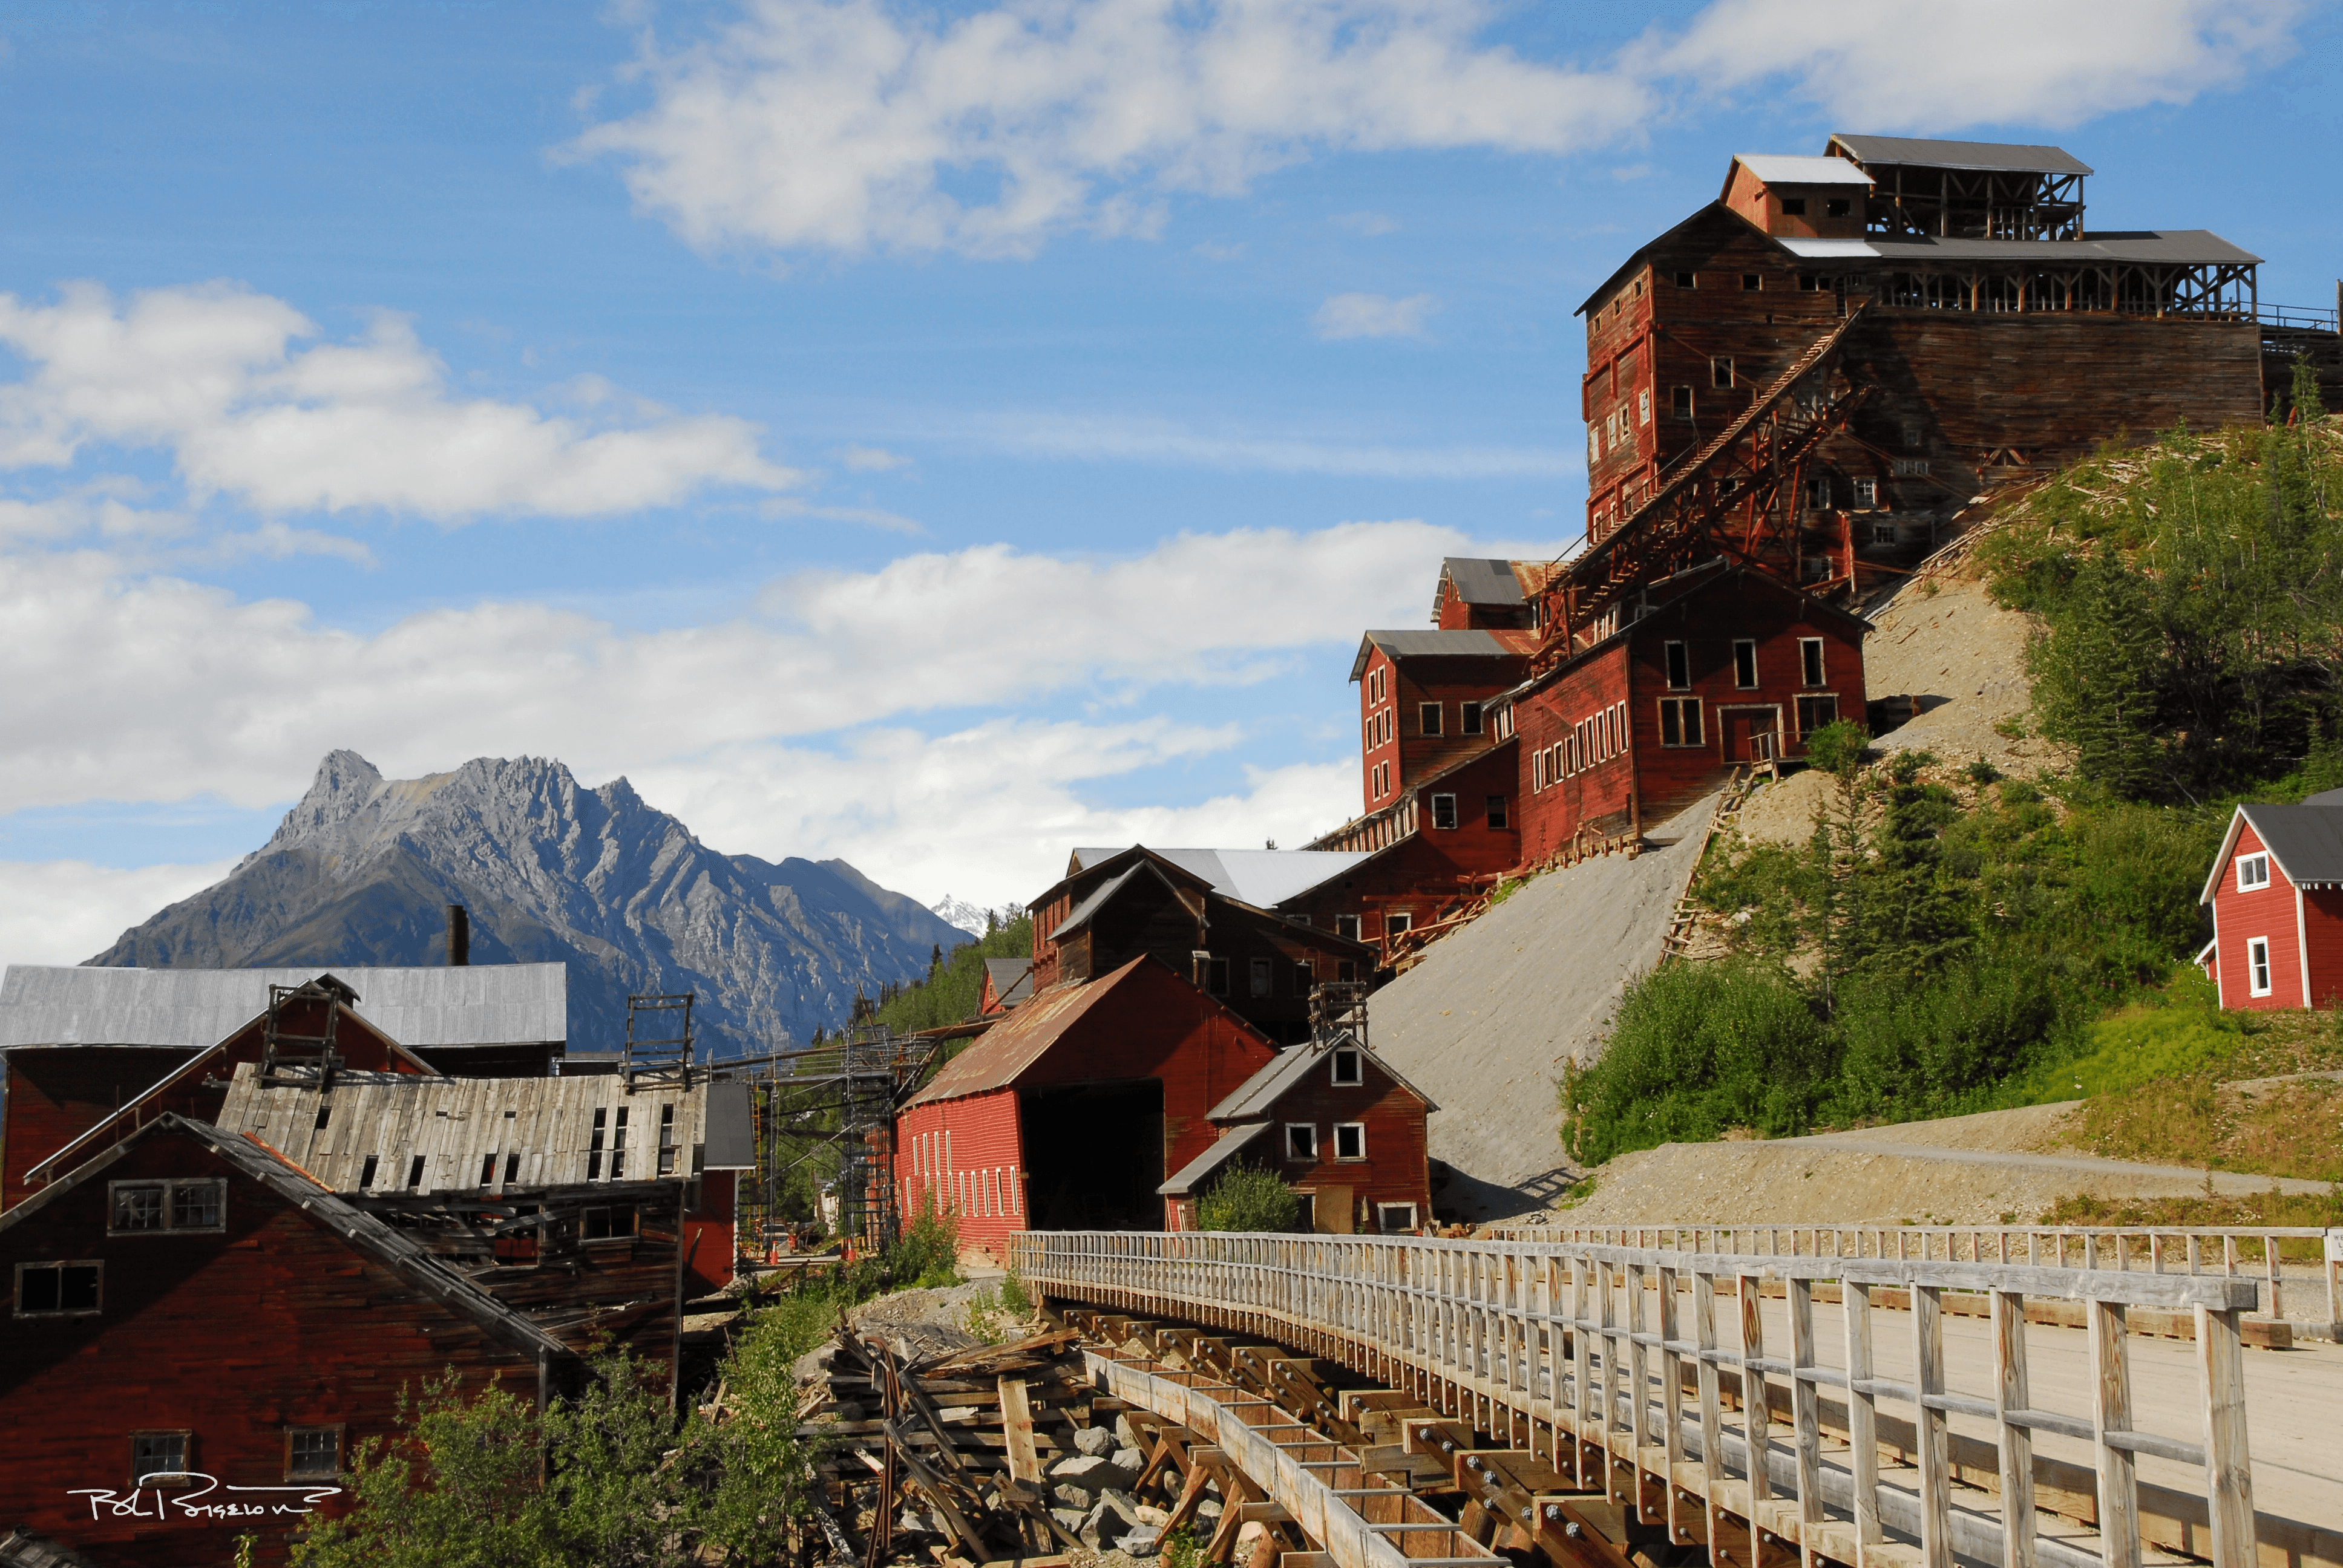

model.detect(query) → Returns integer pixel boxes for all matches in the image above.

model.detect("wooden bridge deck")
[1012,1230,2340,1568]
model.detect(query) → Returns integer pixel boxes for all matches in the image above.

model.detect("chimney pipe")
[445,904,470,967]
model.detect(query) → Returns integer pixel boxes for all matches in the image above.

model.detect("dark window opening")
[1801,638,1826,687]
[1711,357,1734,389]
[1331,1049,1363,1086]
[1334,915,1360,941]
[1386,911,1413,935]
[1430,793,1458,830]
[481,1153,499,1187]
[1337,959,1358,982]
[1250,957,1273,998]
[1674,270,1694,287]
[1334,1123,1366,1160]
[314,1106,331,1131]
[407,1156,427,1190]
[1285,1124,1319,1161]
[1419,702,1441,736]
[504,1152,520,1185]
[1826,198,1852,218]
[1733,639,1759,688]
[287,1426,342,1480]
[1208,956,1230,995]
[1660,697,1704,748]
[1486,794,1509,830]
[1460,700,1483,735]
[16,1260,101,1317]
[582,1204,637,1242]
[359,1155,378,1189]
[1671,385,1694,419]
[1741,273,1761,291]
[1780,197,1807,217]
[1798,694,1841,734]
[1664,640,1689,689]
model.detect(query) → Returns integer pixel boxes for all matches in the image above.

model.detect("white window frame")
[1334,914,1360,941]
[107,1178,227,1236]
[1638,388,1651,426]
[1430,793,1458,830]
[1853,477,1879,508]
[2236,853,2270,892]
[1800,638,1826,688]
[1385,911,1413,935]
[1376,1202,1418,1232]
[1331,1048,1363,1086]
[1333,1122,1367,1161]
[1285,1123,1319,1161]
[1660,697,1703,748]
[2248,936,2272,997]
[1419,701,1442,736]
[1460,700,1483,735]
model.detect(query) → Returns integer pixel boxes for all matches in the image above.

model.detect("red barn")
[0,1114,576,1568]
[2199,797,2343,1010]
[1351,627,1534,811]
[1492,561,1870,861]
[894,956,1277,1255]
[1159,1034,1433,1235]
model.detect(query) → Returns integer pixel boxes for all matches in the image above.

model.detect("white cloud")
[838,442,911,472]
[762,496,925,533]
[0,517,1504,818]
[1314,292,1440,342]
[1332,210,1398,235]
[572,0,2305,263]
[0,282,802,521]
[1644,0,2299,128]
[573,0,1651,258]
[0,858,239,967]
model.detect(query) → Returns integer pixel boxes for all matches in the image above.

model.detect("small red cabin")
[2199,797,2343,1010]
[894,956,1279,1255]
[0,1115,575,1568]
[1159,1034,1433,1235]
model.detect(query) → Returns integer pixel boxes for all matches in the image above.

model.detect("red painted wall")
[2214,821,2306,1010]
[3,1048,196,1212]
[1253,1055,1431,1234]
[896,1088,1026,1259]
[1513,645,1637,864]
[0,1126,551,1567]
[682,1168,736,1296]
[2303,888,2343,1011]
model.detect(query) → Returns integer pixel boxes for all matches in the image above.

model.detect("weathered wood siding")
[1252,1055,1432,1235]
[2,1048,195,1211]
[1512,645,1637,864]
[0,1128,550,1567]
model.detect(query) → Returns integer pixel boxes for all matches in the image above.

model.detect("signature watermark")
[68,1472,342,1523]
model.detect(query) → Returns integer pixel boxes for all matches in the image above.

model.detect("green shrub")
[1196,1166,1303,1232]
[889,1199,962,1289]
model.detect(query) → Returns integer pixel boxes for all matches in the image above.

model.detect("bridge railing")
[1012,1229,2267,1568]
[1486,1223,2343,1327]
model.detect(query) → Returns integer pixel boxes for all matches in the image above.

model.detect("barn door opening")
[1019,1079,1166,1231]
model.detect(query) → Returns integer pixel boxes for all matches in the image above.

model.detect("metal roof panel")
[1829,134,2092,176]
[0,963,568,1051]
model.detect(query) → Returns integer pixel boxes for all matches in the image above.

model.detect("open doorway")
[1020,1079,1165,1230]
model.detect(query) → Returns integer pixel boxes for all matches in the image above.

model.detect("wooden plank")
[2092,1299,2141,1568]
[1912,1283,1950,1568]
[999,1377,1040,1485]
[2196,1305,2257,1568]
[1994,1289,2036,1568]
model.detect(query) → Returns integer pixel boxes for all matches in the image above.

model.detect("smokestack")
[445,904,470,967]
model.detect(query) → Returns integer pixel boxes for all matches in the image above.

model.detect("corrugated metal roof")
[215,1064,719,1195]
[904,965,1119,1107]
[1067,848,1374,909]
[1441,557,1526,606]
[1829,134,2092,177]
[703,1079,755,1170]
[1156,1119,1270,1197]
[1349,629,1531,681]
[1781,230,2261,267]
[0,1112,571,1360]
[1732,154,1872,188]
[0,963,566,1051]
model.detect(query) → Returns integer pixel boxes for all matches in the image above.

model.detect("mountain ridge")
[90,750,968,1056]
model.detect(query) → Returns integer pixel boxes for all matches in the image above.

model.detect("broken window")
[1780,197,1807,217]
[1285,1124,1319,1161]
[1334,915,1360,941]
[505,1152,520,1185]
[407,1156,427,1190]
[131,1432,191,1484]
[588,1107,608,1181]
[286,1426,343,1480]
[1853,477,1878,508]
[1872,523,1898,546]
[1797,694,1840,734]
[1337,959,1357,982]
[1208,957,1230,995]
[1486,795,1509,830]
[1385,911,1413,935]
[1660,697,1703,748]
[1741,273,1761,291]
[1430,794,1458,830]
[582,1204,637,1242]
[1808,476,1832,509]
[1826,198,1852,218]
[1331,1049,1363,1086]
[1672,386,1693,419]
[1461,700,1483,735]
[1664,640,1690,689]
[1711,357,1734,388]
[1638,388,1651,426]
[1800,638,1826,687]
[610,1108,629,1181]
[111,1184,165,1232]
[1294,961,1314,993]
[1419,702,1441,736]
[15,1259,100,1318]
[1901,421,1922,448]
[480,1154,499,1188]
[1674,270,1694,288]
[1733,639,1759,688]
[1333,1123,1366,1161]
[1376,1202,1418,1232]
[658,1102,679,1176]
[359,1155,379,1189]
[1250,958,1273,998]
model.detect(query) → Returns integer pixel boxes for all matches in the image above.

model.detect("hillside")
[91,750,969,1056]
[1550,396,2343,1224]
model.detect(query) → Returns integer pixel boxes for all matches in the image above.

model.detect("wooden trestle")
[1015,1231,2305,1568]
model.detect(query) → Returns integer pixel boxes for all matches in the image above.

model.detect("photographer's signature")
[68,1472,342,1523]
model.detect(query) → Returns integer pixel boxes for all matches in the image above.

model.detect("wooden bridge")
[1009,1227,2342,1568]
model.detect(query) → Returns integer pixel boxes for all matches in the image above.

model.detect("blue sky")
[1,0,2336,963]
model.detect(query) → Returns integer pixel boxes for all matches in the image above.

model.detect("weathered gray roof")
[1156,1119,1271,1197]
[703,1079,755,1170]
[0,1112,571,1361]
[1828,134,2092,177]
[1780,230,2261,267]
[2201,802,2343,903]
[1204,1034,1436,1123]
[215,1063,739,1194]
[1349,629,1524,681]
[1441,558,1525,606]
[1732,154,1872,188]
[1067,847,1373,909]
[984,958,1035,1008]
[0,963,566,1051]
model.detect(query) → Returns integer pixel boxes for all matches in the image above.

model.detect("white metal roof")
[0,963,566,1051]
[1734,155,1872,188]
[1777,237,1882,259]
[1068,847,1374,909]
